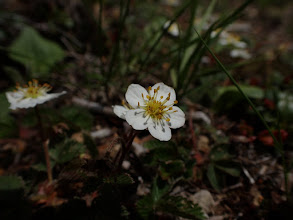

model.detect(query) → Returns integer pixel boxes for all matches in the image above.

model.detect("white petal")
[125,109,149,130]
[230,49,251,59]
[125,84,148,108]
[164,21,179,37]
[234,41,247,49]
[150,82,176,106]
[6,91,66,110]
[148,120,172,141]
[6,91,24,103]
[168,106,185,129]
[113,105,128,120]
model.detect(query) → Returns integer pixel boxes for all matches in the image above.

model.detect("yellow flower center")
[16,79,52,99]
[227,33,241,43]
[140,85,178,122]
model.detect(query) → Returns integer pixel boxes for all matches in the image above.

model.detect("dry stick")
[35,106,53,183]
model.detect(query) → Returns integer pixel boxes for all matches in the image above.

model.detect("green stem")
[107,0,131,80]
[117,129,137,170]
[35,106,53,183]
[139,0,192,72]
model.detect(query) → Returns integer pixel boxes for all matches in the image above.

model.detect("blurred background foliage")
[1,0,293,219]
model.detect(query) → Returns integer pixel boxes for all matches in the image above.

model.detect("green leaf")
[159,160,185,180]
[207,164,220,191]
[215,164,241,177]
[0,176,24,190]
[144,139,167,150]
[210,145,232,161]
[50,139,85,164]
[32,160,56,172]
[9,26,65,77]
[0,93,17,138]
[0,92,10,119]
[214,85,264,113]
[216,85,264,100]
[61,106,94,130]
[136,194,154,219]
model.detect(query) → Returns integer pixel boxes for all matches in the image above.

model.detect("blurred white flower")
[230,49,251,59]
[164,20,180,37]
[6,79,66,110]
[116,82,185,141]
[218,31,247,48]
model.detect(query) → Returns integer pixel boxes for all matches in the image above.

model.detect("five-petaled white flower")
[113,83,185,141]
[6,79,66,110]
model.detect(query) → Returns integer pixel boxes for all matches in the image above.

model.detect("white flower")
[218,31,247,49]
[164,21,180,37]
[114,83,185,141]
[6,79,66,110]
[230,49,251,59]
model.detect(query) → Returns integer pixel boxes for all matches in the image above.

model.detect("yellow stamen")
[166,118,170,122]
[174,100,178,104]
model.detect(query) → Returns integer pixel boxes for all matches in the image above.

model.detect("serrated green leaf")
[159,160,185,180]
[50,139,85,164]
[103,173,134,185]
[0,176,24,190]
[9,26,65,77]
[136,194,154,219]
[159,196,206,220]
[207,164,220,191]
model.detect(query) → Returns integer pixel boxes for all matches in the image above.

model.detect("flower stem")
[35,106,53,183]
[117,128,137,170]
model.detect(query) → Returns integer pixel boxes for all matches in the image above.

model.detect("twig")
[72,96,114,115]
[242,166,255,184]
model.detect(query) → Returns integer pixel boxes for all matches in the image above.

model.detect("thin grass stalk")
[194,27,291,199]
[139,0,192,72]
[193,28,283,154]
[107,0,131,80]
[178,0,253,94]
[274,89,289,198]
